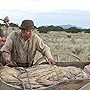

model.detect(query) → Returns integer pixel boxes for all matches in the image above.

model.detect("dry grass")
[1,27,90,62]
[36,31,90,62]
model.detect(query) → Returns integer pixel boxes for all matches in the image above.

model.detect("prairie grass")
[36,31,90,62]
[1,27,90,62]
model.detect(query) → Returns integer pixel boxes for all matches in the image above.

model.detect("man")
[0,28,6,49]
[84,64,90,75]
[1,20,55,67]
[0,16,10,28]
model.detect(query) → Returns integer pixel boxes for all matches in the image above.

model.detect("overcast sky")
[0,0,90,28]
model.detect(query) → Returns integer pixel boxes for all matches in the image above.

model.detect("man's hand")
[3,59,16,67]
[84,64,90,75]
[48,58,56,65]
[2,37,6,42]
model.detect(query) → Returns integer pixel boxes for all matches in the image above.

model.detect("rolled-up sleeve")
[1,32,14,60]
[36,37,53,60]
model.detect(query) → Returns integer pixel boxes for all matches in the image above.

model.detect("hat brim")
[19,26,35,30]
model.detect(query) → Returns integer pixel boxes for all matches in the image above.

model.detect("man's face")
[21,29,33,40]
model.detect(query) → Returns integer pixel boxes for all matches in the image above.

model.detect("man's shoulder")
[8,30,20,39]
[34,33,41,39]
[10,30,20,35]
[33,33,43,43]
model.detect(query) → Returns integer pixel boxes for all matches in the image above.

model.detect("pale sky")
[0,0,90,12]
[0,0,90,28]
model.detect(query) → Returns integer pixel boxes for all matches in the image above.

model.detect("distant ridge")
[60,24,81,29]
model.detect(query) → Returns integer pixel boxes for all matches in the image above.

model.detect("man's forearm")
[44,50,56,65]
[44,50,53,60]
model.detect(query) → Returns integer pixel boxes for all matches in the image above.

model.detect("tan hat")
[20,20,35,30]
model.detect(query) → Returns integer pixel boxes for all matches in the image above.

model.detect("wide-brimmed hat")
[19,20,35,30]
